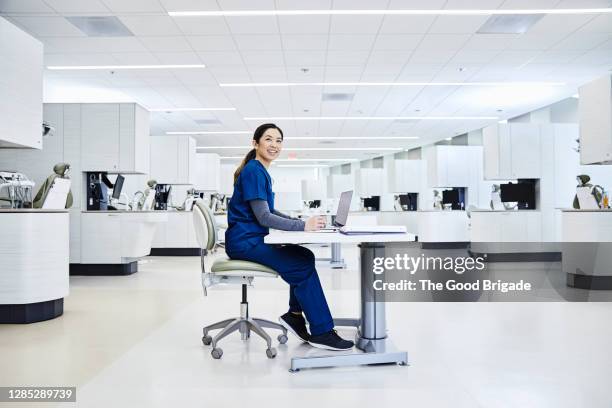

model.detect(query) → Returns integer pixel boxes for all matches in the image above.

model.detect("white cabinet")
[578,75,612,164]
[424,145,478,187]
[219,164,235,194]
[150,136,197,185]
[389,160,424,193]
[152,212,198,248]
[482,123,541,180]
[356,168,384,196]
[0,17,43,149]
[470,211,542,242]
[81,103,150,173]
[194,153,220,191]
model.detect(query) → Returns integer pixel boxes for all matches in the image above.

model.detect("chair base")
[201,288,288,359]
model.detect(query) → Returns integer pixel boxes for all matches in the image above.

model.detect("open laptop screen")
[334,190,353,227]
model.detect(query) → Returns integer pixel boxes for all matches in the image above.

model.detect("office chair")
[193,199,287,360]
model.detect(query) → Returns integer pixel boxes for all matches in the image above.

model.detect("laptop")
[314,190,353,232]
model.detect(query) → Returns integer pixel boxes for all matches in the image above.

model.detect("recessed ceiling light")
[166,131,251,135]
[168,9,612,17]
[219,81,565,87]
[47,64,206,70]
[477,14,543,34]
[149,107,235,112]
[243,116,498,120]
[66,16,134,37]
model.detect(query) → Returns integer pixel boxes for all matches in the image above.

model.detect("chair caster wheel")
[211,348,223,359]
[202,335,212,346]
[277,334,288,344]
[266,348,277,359]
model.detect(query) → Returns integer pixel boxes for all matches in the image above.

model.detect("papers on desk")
[339,225,407,235]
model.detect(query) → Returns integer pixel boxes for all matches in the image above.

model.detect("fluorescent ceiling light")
[244,116,498,121]
[167,131,251,135]
[220,81,565,87]
[276,164,329,168]
[169,9,612,17]
[46,64,206,70]
[199,146,401,151]
[291,136,418,140]
[150,107,236,112]
[220,157,357,162]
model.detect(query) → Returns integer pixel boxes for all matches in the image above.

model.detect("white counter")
[470,210,542,242]
[0,210,69,323]
[417,210,469,243]
[151,211,199,255]
[72,211,167,275]
[561,209,612,289]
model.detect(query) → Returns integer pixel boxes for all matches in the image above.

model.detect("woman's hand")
[304,216,326,231]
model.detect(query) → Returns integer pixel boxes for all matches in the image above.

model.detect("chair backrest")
[42,177,71,209]
[193,199,218,251]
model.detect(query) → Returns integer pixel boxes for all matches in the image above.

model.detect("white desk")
[265,230,416,372]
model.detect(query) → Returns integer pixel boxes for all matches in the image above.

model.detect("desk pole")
[359,243,387,341]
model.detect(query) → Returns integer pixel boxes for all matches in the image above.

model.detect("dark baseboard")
[469,251,562,263]
[0,298,63,324]
[567,273,612,290]
[150,248,201,256]
[69,261,138,276]
[421,242,470,250]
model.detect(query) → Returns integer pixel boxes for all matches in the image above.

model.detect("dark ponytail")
[233,123,283,184]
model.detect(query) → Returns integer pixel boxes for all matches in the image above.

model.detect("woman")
[225,123,353,351]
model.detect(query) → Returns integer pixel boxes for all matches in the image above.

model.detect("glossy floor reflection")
[1,245,612,408]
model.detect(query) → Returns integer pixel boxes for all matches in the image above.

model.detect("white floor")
[2,245,612,408]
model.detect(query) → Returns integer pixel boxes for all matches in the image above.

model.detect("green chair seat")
[211,257,278,277]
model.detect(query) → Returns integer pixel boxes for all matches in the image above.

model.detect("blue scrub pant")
[226,242,334,336]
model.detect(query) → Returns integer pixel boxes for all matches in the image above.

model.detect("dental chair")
[193,199,287,360]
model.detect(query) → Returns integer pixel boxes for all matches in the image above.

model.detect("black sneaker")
[279,312,310,342]
[308,330,354,351]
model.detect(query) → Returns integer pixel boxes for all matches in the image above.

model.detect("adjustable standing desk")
[264,230,416,372]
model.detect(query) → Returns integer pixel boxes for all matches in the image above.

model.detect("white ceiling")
[2,0,612,162]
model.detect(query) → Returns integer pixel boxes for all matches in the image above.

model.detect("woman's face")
[254,128,283,163]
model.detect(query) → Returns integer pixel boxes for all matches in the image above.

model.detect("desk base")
[0,298,63,324]
[150,248,201,256]
[289,335,408,372]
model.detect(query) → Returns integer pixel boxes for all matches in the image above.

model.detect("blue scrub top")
[225,159,275,253]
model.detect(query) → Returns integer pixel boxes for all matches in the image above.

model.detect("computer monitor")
[309,200,321,209]
[442,189,459,205]
[112,174,125,199]
[399,193,418,211]
[500,182,535,209]
[362,196,380,211]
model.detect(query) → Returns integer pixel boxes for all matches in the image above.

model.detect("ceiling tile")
[111,52,160,64]
[378,16,436,34]
[241,50,285,66]
[186,35,236,51]
[0,0,55,13]
[551,32,611,50]
[118,16,183,36]
[197,50,244,66]
[225,16,279,34]
[373,34,422,50]
[281,34,328,50]
[326,50,370,65]
[9,16,85,37]
[576,14,612,33]
[328,34,375,51]
[172,17,230,35]
[139,36,193,52]
[529,14,596,34]
[330,15,384,34]
[158,0,220,12]
[44,0,110,13]
[154,51,203,64]
[42,36,149,53]
[275,0,332,9]
[217,0,275,10]
[101,0,165,12]
[234,34,282,51]
[278,16,330,34]
[172,69,219,85]
[428,15,490,34]
[43,52,118,65]
[284,50,327,66]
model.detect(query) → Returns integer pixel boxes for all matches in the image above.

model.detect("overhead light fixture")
[276,164,329,168]
[169,8,612,17]
[199,146,402,151]
[244,116,498,121]
[167,131,251,135]
[46,64,206,70]
[149,107,236,112]
[290,136,419,140]
[220,81,565,88]
[219,157,357,162]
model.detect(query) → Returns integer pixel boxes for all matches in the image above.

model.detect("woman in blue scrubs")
[225,123,353,351]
